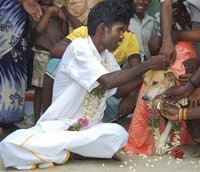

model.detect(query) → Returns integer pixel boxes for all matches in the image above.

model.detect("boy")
[129,0,158,61]
[30,0,68,123]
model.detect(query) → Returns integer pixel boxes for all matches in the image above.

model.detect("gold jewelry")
[178,108,183,122]
[183,108,187,120]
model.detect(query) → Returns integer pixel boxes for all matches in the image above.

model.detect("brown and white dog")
[142,69,178,155]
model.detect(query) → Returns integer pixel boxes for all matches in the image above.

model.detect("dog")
[142,69,178,155]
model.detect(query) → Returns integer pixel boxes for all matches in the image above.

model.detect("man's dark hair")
[87,0,133,36]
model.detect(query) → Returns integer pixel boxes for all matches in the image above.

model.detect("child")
[128,0,158,62]
[30,0,68,123]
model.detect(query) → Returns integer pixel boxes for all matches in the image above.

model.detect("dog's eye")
[152,81,158,85]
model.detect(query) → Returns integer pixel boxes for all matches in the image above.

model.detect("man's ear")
[98,22,107,33]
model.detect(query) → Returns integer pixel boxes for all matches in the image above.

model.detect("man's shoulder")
[70,36,88,46]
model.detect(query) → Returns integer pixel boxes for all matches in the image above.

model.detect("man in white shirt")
[0,0,168,170]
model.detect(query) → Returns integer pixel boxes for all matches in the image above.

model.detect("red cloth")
[124,42,197,156]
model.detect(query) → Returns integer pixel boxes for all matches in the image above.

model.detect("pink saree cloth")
[124,42,197,156]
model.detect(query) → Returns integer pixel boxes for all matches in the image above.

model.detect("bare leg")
[33,87,42,123]
[42,74,54,113]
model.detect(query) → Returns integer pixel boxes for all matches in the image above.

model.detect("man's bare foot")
[190,143,200,158]
[70,153,91,160]
[112,153,122,161]
[70,153,122,161]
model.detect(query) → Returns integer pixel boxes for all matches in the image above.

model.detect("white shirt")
[38,36,121,127]
[129,13,158,60]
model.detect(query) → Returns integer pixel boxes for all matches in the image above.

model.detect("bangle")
[178,108,183,122]
[183,108,187,120]
[188,78,198,89]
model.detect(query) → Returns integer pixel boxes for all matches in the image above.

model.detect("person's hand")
[116,95,135,121]
[57,9,66,21]
[179,74,191,84]
[48,6,60,15]
[21,0,42,21]
[159,39,176,64]
[149,55,170,70]
[160,102,179,121]
[164,82,195,103]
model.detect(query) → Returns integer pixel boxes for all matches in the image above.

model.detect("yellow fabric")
[66,26,140,65]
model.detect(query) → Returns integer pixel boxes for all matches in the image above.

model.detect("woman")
[0,0,41,130]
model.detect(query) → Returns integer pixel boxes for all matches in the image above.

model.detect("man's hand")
[164,82,195,103]
[149,55,170,70]
[116,95,135,121]
[21,0,42,21]
[159,40,176,64]
[179,74,191,84]
[160,102,179,121]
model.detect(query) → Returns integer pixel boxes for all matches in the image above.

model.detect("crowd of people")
[0,0,200,170]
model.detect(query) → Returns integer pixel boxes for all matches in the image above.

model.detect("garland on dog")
[147,96,188,156]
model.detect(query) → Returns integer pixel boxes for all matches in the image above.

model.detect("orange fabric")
[25,91,34,101]
[124,41,197,156]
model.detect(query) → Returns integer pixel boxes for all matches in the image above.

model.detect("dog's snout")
[142,95,149,101]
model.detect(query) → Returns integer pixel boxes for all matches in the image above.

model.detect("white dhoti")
[0,37,128,170]
[0,121,128,170]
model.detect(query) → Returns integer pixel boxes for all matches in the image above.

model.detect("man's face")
[102,22,127,52]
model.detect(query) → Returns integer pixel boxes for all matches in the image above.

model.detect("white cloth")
[0,37,128,170]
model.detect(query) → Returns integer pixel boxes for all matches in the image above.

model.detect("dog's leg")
[156,122,172,155]
[153,127,161,148]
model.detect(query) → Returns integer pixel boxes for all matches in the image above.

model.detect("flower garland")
[147,99,182,155]
[68,87,105,131]
[68,51,108,131]
[148,116,181,155]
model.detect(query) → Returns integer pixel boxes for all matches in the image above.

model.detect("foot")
[70,153,122,161]
[190,143,200,158]
[112,153,122,161]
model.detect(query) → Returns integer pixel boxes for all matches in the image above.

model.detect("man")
[43,26,142,122]
[0,0,168,170]
[42,0,140,122]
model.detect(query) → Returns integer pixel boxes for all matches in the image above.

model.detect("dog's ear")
[164,71,176,82]
[143,70,152,79]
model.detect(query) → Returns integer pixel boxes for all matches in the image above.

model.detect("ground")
[0,116,200,171]
[0,145,200,172]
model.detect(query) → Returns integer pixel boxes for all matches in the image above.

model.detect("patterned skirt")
[0,30,27,125]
